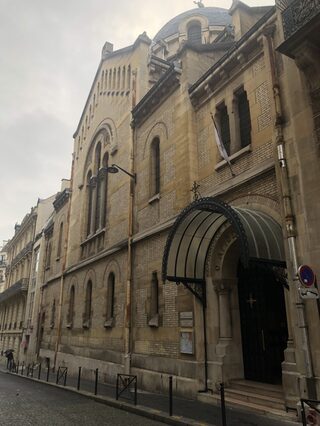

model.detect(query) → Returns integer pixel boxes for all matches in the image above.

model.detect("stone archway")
[206,220,289,386]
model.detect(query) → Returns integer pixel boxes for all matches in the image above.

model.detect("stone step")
[225,387,285,410]
[198,392,298,423]
[230,379,283,399]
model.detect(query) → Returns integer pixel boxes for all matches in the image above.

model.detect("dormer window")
[187,22,202,45]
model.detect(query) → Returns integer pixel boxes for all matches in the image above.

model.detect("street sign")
[297,265,316,287]
[299,287,319,299]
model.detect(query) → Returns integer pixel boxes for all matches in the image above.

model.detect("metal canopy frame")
[162,197,286,305]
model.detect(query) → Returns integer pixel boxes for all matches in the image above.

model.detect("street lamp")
[100,164,136,183]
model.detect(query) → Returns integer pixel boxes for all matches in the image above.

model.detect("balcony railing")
[0,278,29,303]
[281,0,320,39]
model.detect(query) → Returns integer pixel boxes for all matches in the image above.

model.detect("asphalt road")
[0,371,164,426]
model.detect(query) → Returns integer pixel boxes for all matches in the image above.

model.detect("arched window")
[122,66,126,90]
[86,171,93,236]
[67,285,75,328]
[109,69,112,89]
[187,22,202,45]
[101,71,104,90]
[100,153,109,229]
[50,299,56,329]
[105,70,108,90]
[105,272,115,327]
[94,144,101,232]
[83,281,92,328]
[57,222,64,259]
[45,240,52,269]
[150,137,160,196]
[117,67,121,90]
[113,68,116,89]
[127,65,131,90]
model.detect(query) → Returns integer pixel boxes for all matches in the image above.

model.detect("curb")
[4,371,212,426]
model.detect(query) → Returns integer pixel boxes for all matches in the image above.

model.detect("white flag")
[210,112,234,175]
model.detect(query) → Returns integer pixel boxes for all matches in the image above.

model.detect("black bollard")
[21,362,24,376]
[64,368,67,387]
[134,377,137,406]
[77,367,81,391]
[94,368,98,395]
[38,363,42,380]
[169,376,173,416]
[46,365,50,382]
[220,382,227,426]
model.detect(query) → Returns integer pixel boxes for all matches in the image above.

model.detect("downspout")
[124,69,137,374]
[263,27,315,394]
[53,156,75,371]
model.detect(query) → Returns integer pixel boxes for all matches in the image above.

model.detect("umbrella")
[4,349,14,355]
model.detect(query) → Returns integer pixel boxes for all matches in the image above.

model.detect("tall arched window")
[117,67,121,90]
[122,66,126,90]
[86,171,93,236]
[99,152,109,229]
[83,280,92,328]
[57,222,64,259]
[94,144,102,232]
[127,65,131,90]
[105,272,115,327]
[45,240,52,269]
[67,285,75,328]
[187,22,202,45]
[150,137,160,197]
[50,299,56,329]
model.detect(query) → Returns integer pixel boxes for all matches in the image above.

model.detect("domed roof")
[153,7,231,42]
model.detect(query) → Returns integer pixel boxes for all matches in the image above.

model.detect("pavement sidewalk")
[0,359,300,426]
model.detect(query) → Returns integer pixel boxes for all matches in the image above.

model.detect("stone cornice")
[9,242,33,269]
[53,188,71,212]
[132,64,181,128]
[6,209,37,250]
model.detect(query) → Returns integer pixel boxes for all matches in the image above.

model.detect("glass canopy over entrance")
[162,197,285,286]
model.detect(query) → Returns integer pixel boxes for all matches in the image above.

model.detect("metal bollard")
[64,368,67,387]
[134,377,137,406]
[16,361,19,374]
[169,376,173,416]
[38,363,42,380]
[56,368,59,384]
[94,368,98,395]
[46,366,50,382]
[77,367,81,391]
[220,382,227,426]
[21,362,24,376]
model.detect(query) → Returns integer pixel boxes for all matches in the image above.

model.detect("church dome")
[153,7,231,42]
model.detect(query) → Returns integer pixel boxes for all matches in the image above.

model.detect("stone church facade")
[2,0,320,417]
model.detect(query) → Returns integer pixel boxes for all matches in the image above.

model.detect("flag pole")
[210,112,235,177]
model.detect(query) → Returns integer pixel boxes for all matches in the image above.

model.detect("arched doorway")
[162,197,289,389]
[237,262,288,384]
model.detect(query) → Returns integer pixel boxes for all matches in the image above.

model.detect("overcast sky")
[0,0,274,243]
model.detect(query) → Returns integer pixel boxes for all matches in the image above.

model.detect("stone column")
[218,288,232,339]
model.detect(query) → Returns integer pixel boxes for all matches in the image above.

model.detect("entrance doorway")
[238,262,288,384]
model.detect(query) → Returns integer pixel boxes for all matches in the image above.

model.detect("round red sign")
[297,265,316,287]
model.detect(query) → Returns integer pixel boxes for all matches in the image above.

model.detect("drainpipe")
[53,156,75,371]
[124,70,137,374]
[263,27,314,394]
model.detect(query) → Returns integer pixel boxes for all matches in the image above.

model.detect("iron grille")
[282,0,320,39]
